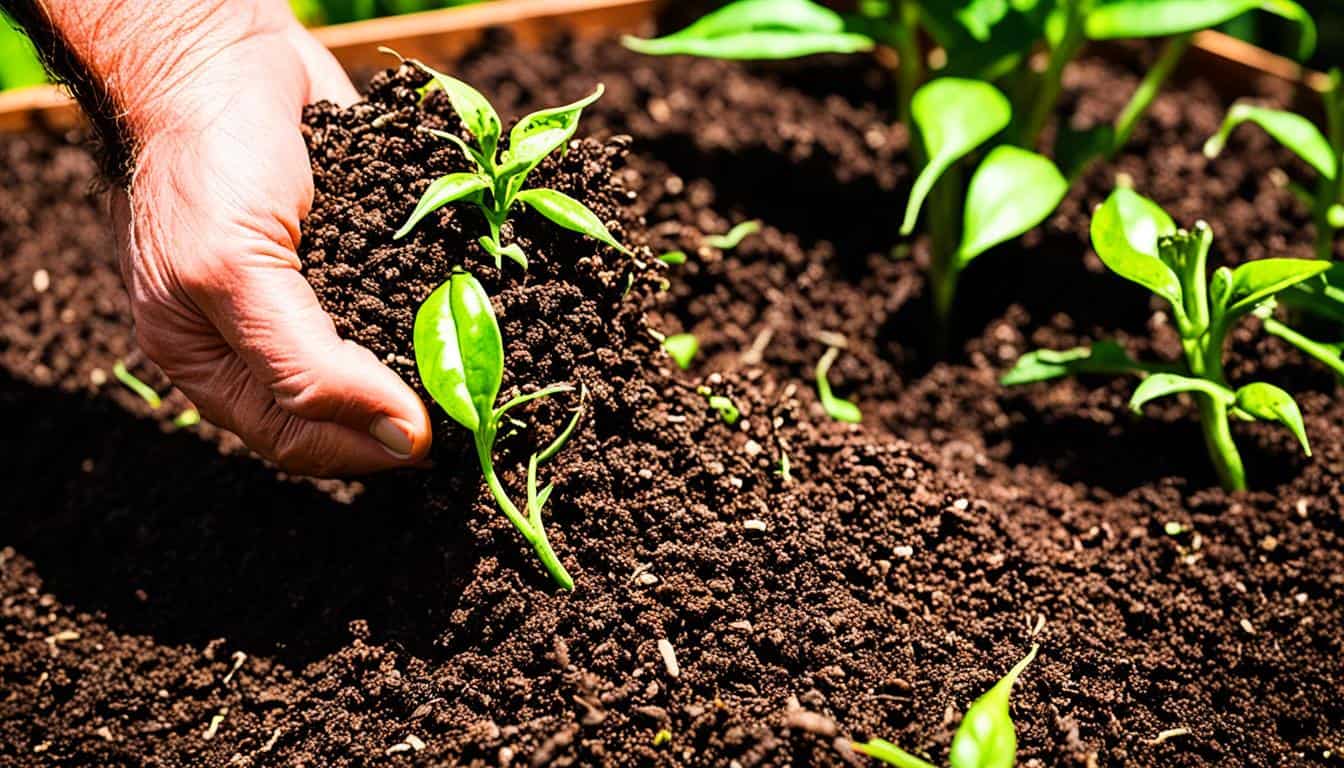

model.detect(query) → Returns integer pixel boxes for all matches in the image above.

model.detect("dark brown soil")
[2,32,1343,768]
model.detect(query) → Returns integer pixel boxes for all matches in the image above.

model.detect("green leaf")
[1086,0,1316,59]
[958,147,1067,267]
[394,173,490,239]
[708,394,741,424]
[498,85,605,183]
[516,188,633,255]
[947,645,1039,768]
[901,79,1011,236]
[0,12,48,90]
[920,1,1047,80]
[1224,258,1331,315]
[650,0,847,38]
[414,271,504,433]
[1090,188,1181,309]
[1130,373,1235,413]
[1203,104,1335,180]
[622,30,874,59]
[1000,340,1146,386]
[658,251,688,266]
[421,127,492,171]
[412,61,502,157]
[852,739,938,768]
[663,333,700,370]
[705,220,762,250]
[1235,381,1311,455]
[480,235,529,271]
[816,347,862,423]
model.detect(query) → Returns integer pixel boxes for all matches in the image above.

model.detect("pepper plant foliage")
[1004,188,1327,491]
[624,0,1315,325]
[415,270,584,589]
[854,645,1039,768]
[394,57,631,270]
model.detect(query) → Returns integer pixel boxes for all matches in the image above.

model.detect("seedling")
[113,361,163,409]
[658,251,688,266]
[392,56,631,269]
[853,645,1039,768]
[663,333,700,370]
[1003,188,1326,491]
[1205,69,1344,262]
[697,386,741,424]
[816,346,862,423]
[705,220,762,250]
[625,0,1316,326]
[414,269,584,589]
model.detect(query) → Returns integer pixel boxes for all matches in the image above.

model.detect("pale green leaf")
[414,271,504,432]
[1000,340,1146,386]
[1224,258,1331,315]
[516,188,633,255]
[663,333,700,369]
[1130,373,1235,413]
[1203,104,1335,180]
[852,739,938,768]
[947,645,1039,768]
[958,146,1067,267]
[498,85,605,182]
[412,61,502,155]
[1236,381,1311,455]
[705,220,762,250]
[622,30,874,59]
[394,173,490,239]
[1086,0,1316,59]
[1090,188,1182,309]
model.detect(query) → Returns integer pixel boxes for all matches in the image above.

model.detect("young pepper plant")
[1003,188,1326,491]
[415,269,584,589]
[853,645,1039,768]
[393,57,632,269]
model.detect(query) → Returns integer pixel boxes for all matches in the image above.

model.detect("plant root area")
[2,33,1342,768]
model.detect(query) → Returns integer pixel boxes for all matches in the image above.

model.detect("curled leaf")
[1235,381,1311,455]
[816,347,862,423]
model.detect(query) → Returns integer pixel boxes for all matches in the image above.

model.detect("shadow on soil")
[0,374,475,665]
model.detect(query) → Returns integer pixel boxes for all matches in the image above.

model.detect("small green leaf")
[498,85,605,182]
[651,0,848,38]
[663,333,700,370]
[708,395,741,425]
[421,127,492,171]
[705,220,762,250]
[852,739,938,768]
[958,146,1067,267]
[1204,104,1335,180]
[480,235,529,270]
[1224,258,1331,315]
[1235,381,1311,455]
[902,79,1011,236]
[414,271,503,432]
[947,645,1039,768]
[658,251,688,266]
[516,188,633,255]
[394,173,490,239]
[1090,188,1182,309]
[1000,340,1145,386]
[816,347,862,423]
[1086,0,1316,59]
[112,361,162,410]
[1130,372,1235,413]
[412,61,502,156]
[621,0,873,59]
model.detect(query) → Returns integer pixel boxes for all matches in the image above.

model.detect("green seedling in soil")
[625,0,1316,327]
[853,645,1039,768]
[697,385,741,425]
[1003,188,1326,491]
[705,220,762,250]
[663,333,700,370]
[414,269,585,589]
[112,361,163,410]
[658,251,688,266]
[391,56,631,270]
[1205,68,1344,262]
[775,448,794,483]
[816,346,862,423]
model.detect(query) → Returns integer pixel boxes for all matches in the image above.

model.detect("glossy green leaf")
[414,271,503,433]
[901,79,1011,236]
[480,236,529,271]
[958,146,1067,267]
[852,739,937,768]
[1235,382,1311,455]
[1130,373,1235,413]
[946,645,1039,768]
[1203,104,1335,180]
[1086,0,1316,59]
[516,188,633,255]
[622,30,874,59]
[413,61,502,156]
[705,220,762,250]
[1224,258,1331,315]
[663,333,700,370]
[1000,340,1146,386]
[1090,188,1182,308]
[394,173,490,240]
[816,347,862,423]
[653,0,847,37]
[499,85,605,181]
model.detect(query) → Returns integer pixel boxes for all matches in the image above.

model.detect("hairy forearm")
[1,0,293,181]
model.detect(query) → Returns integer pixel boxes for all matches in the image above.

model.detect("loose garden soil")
[2,29,1342,768]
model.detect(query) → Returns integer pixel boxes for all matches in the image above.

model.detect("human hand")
[110,6,432,475]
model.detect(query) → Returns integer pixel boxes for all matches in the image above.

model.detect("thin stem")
[1196,393,1246,492]
[474,427,574,589]
[1111,33,1193,154]
[1018,0,1085,149]
[928,167,963,339]
[893,0,922,142]
[1314,70,1343,260]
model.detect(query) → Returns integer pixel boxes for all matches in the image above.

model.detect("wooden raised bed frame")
[0,0,1328,133]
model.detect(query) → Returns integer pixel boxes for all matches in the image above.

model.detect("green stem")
[1018,0,1085,149]
[1195,393,1246,492]
[1314,70,1343,260]
[893,0,922,142]
[1263,316,1344,380]
[474,428,574,590]
[928,168,963,340]
[1111,33,1193,154]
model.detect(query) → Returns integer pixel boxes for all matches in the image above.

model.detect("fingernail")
[371,416,415,459]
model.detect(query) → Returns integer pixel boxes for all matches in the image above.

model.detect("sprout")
[663,333,700,370]
[815,347,861,423]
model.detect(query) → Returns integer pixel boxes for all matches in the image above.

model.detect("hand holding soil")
[18,0,433,474]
